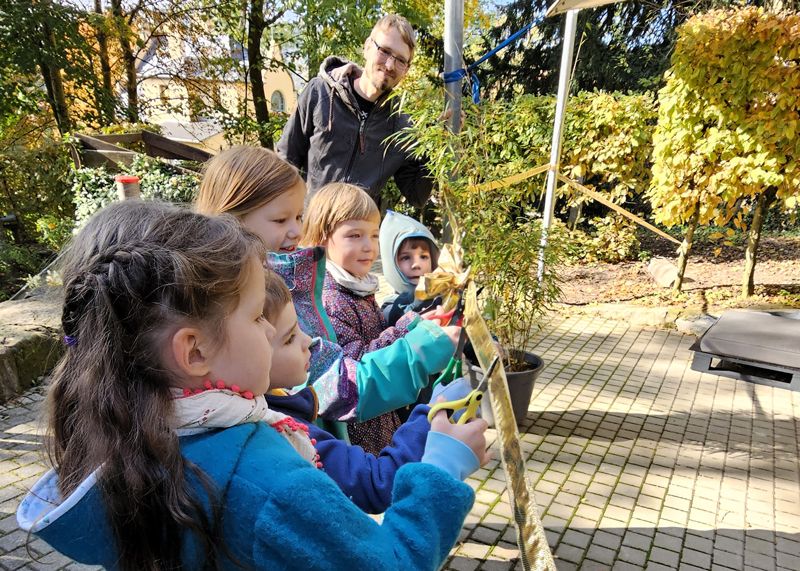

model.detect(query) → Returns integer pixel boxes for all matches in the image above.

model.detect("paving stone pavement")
[0,314,798,570]
[443,315,800,571]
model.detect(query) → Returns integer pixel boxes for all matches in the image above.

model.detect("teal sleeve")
[421,431,480,481]
[355,320,454,421]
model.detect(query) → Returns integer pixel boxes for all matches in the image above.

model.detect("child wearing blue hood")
[379,210,442,326]
[379,211,447,422]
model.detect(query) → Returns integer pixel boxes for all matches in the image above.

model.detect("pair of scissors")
[432,292,468,388]
[428,356,499,424]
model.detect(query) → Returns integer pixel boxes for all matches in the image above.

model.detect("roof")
[156,120,223,143]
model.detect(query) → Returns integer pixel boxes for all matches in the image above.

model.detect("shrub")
[648,7,800,295]
[585,215,640,263]
[0,242,49,300]
[72,165,118,228]
[71,155,199,228]
[35,215,74,251]
[562,216,640,264]
[0,141,74,243]
[396,95,563,370]
[134,155,199,204]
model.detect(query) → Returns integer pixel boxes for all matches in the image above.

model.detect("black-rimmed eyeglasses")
[370,38,411,71]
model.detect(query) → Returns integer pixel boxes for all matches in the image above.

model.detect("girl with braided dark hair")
[16,200,485,571]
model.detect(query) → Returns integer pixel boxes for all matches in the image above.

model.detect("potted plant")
[393,90,563,425]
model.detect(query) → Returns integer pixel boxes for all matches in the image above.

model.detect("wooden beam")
[141,130,211,163]
[81,149,136,169]
[74,133,126,153]
[93,133,142,145]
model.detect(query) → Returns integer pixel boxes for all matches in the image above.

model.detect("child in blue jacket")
[16,200,489,570]
[263,268,474,513]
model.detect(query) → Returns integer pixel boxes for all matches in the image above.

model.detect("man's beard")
[368,66,396,93]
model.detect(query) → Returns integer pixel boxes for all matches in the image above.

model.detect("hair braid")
[47,201,262,571]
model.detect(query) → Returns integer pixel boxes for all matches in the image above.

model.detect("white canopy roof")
[546,0,623,17]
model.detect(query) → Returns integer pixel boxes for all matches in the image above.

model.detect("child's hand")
[441,325,462,348]
[430,409,491,467]
[420,307,455,326]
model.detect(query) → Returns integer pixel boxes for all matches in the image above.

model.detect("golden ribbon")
[464,282,556,571]
[414,245,556,571]
[414,243,470,312]
[471,163,681,246]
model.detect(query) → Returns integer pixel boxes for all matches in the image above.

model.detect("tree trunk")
[94,0,115,124]
[110,0,138,123]
[305,2,321,77]
[120,38,139,122]
[674,204,699,293]
[567,202,582,230]
[38,21,72,135]
[247,0,272,148]
[742,190,776,297]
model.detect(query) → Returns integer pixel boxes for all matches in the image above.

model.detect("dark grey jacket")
[277,56,433,208]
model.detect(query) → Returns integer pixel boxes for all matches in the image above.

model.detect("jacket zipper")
[345,113,368,181]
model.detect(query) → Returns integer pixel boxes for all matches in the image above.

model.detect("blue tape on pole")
[471,21,534,69]
[443,68,468,83]
[441,19,539,103]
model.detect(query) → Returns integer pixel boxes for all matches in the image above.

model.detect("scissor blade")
[455,327,469,354]
[475,355,500,392]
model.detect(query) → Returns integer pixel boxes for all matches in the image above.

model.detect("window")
[270,90,285,113]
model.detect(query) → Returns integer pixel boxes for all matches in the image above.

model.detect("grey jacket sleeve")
[393,156,434,209]
[277,83,316,175]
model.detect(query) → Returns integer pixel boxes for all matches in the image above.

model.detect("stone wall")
[0,286,62,403]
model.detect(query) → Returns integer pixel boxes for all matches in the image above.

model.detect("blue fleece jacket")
[266,388,431,513]
[17,423,475,570]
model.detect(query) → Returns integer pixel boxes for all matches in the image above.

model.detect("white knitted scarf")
[326,259,379,297]
[170,388,318,466]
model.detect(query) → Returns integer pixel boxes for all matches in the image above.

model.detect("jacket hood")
[319,56,360,116]
[16,469,118,566]
[379,210,440,296]
[319,55,395,117]
[268,246,337,342]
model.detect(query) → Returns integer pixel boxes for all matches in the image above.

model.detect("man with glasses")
[277,14,432,208]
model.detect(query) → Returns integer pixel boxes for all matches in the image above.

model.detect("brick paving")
[1,314,799,570]
[445,315,800,570]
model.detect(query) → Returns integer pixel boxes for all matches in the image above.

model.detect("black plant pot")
[466,350,545,426]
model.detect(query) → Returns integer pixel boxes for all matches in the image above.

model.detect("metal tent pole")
[442,0,464,242]
[537,9,579,282]
[444,0,464,134]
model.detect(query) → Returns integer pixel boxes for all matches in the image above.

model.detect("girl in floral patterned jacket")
[301,182,436,454]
